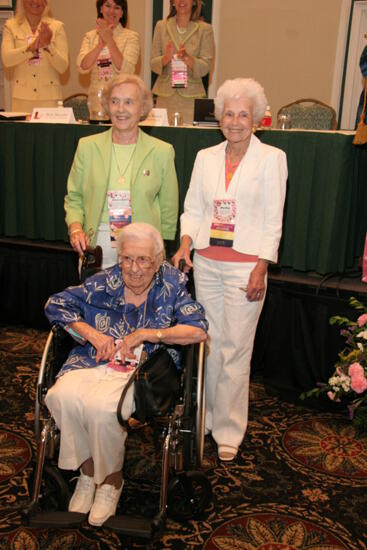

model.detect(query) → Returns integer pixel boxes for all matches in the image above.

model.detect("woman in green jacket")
[65,74,179,268]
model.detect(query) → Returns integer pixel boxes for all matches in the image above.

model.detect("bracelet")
[69,229,82,237]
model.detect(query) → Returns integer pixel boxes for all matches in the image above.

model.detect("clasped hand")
[96,18,114,46]
[27,22,52,52]
[177,44,187,61]
[91,330,144,364]
[172,244,192,273]
[69,229,90,257]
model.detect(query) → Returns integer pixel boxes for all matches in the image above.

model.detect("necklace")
[176,23,188,35]
[112,143,136,185]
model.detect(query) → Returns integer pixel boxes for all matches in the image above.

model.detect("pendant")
[118,176,125,185]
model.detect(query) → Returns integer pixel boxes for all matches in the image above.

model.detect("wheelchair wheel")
[29,463,71,512]
[182,342,206,470]
[166,471,211,521]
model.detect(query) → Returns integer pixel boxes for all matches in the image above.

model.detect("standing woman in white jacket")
[173,78,288,462]
[77,0,140,121]
[1,0,69,112]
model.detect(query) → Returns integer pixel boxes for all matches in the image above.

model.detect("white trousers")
[45,365,134,485]
[193,254,265,449]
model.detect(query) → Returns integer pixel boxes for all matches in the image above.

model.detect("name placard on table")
[30,107,76,124]
[139,108,169,127]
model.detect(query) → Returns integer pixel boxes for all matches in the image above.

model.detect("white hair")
[214,78,268,125]
[117,223,164,257]
[15,0,50,23]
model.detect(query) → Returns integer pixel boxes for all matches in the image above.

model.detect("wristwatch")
[156,330,163,342]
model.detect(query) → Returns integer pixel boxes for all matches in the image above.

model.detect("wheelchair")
[23,248,211,539]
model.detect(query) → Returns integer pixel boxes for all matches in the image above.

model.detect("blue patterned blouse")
[45,261,208,377]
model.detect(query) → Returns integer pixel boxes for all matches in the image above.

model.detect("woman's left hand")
[177,44,194,69]
[38,22,52,48]
[96,19,114,46]
[245,260,268,302]
[116,330,145,364]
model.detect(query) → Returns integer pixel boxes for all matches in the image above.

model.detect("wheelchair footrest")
[105,514,157,538]
[27,511,86,528]
[25,508,163,538]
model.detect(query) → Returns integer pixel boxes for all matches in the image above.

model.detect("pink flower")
[327,391,336,401]
[350,375,367,394]
[348,362,364,377]
[357,313,367,327]
[348,362,367,393]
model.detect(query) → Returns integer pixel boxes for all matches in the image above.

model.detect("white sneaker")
[68,471,96,514]
[88,480,124,526]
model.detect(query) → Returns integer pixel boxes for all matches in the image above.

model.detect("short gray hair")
[214,78,268,125]
[102,74,153,120]
[117,223,164,257]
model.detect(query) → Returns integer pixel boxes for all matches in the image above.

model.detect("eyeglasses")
[119,255,155,269]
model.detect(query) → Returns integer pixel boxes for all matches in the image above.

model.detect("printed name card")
[140,108,169,127]
[30,107,76,124]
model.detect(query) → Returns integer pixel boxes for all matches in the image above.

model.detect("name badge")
[171,55,187,88]
[97,46,113,80]
[107,190,131,247]
[209,199,236,247]
[108,342,144,371]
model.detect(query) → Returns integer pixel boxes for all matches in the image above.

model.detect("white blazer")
[180,134,288,263]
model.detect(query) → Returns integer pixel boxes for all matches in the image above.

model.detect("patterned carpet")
[0,325,367,549]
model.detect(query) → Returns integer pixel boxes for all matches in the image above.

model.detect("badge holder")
[171,55,188,88]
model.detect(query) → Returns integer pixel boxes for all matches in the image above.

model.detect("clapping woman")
[151,0,214,124]
[1,0,69,112]
[77,0,140,120]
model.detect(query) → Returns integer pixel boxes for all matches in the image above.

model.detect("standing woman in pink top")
[173,78,288,462]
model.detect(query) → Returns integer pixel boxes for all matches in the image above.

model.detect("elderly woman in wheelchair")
[43,222,208,527]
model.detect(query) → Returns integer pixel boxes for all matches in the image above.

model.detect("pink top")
[197,156,258,263]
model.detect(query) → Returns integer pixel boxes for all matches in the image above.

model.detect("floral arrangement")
[301,296,367,429]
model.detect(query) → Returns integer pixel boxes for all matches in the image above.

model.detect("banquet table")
[0,122,366,274]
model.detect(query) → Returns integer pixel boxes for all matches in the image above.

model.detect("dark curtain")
[0,243,79,329]
[252,279,366,398]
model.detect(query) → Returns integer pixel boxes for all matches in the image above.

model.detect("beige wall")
[49,0,343,117]
[214,0,343,118]
[50,0,147,99]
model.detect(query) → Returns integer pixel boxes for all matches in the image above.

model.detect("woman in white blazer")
[173,78,288,461]
[1,0,69,112]
[77,0,140,120]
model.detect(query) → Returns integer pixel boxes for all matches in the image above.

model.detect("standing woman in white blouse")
[1,0,69,112]
[77,0,140,120]
[173,78,288,462]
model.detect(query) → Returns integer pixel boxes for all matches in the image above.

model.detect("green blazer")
[65,128,179,245]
